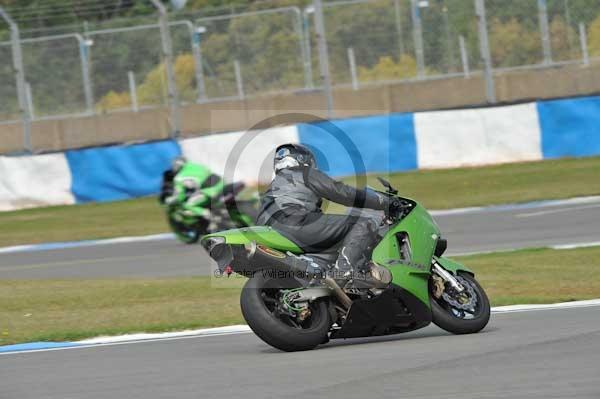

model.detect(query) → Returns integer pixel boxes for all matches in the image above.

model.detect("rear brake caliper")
[280,286,332,319]
[280,289,309,318]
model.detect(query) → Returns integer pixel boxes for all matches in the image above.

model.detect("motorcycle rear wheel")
[431,272,490,334]
[240,273,331,352]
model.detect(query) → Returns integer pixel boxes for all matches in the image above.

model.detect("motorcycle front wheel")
[240,273,331,352]
[430,272,490,334]
[167,214,206,244]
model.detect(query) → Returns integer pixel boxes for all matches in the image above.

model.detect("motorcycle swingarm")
[291,287,334,303]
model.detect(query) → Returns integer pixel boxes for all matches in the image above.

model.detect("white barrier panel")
[0,153,75,211]
[414,103,542,169]
[180,125,300,185]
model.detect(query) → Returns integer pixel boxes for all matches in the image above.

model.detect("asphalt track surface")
[2,306,600,398]
[2,198,600,279]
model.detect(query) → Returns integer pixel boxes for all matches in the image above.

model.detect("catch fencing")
[0,0,599,152]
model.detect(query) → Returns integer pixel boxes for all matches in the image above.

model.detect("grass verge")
[345,155,600,210]
[2,245,600,346]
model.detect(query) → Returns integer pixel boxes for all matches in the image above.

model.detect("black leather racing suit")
[257,166,389,272]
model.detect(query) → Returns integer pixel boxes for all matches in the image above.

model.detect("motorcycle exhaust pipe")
[244,242,353,309]
[323,276,353,310]
[244,241,323,279]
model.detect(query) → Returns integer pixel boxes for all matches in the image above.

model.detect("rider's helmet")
[274,144,316,172]
[172,156,187,173]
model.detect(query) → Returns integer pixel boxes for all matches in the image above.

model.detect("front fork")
[432,260,465,293]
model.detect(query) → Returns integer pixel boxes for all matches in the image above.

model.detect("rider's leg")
[334,216,379,274]
[264,212,379,276]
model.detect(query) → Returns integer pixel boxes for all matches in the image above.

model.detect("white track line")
[491,298,600,313]
[2,300,600,356]
[447,240,600,257]
[515,203,600,218]
[430,195,600,216]
[0,233,175,255]
[551,241,600,250]
[78,325,251,344]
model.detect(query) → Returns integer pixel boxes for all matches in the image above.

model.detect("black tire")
[431,272,490,334]
[167,215,204,244]
[240,273,331,352]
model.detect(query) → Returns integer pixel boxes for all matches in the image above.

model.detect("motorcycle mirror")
[377,177,398,195]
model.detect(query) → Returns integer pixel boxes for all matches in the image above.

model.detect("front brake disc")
[442,275,478,311]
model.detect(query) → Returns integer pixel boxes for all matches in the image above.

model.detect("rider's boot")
[363,261,392,288]
[330,260,392,290]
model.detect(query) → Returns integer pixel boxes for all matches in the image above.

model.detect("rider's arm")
[305,168,388,210]
[166,174,188,204]
[159,170,175,204]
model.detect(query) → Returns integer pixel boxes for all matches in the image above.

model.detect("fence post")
[128,71,139,112]
[474,0,496,103]
[347,47,359,91]
[459,35,470,78]
[0,7,32,153]
[313,0,334,119]
[302,8,315,89]
[25,82,34,119]
[150,0,181,139]
[292,7,312,90]
[579,22,589,66]
[537,0,552,65]
[234,60,245,99]
[393,0,405,55]
[410,0,425,78]
[192,25,207,102]
[76,34,94,114]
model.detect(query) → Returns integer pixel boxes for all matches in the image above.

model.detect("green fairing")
[203,226,302,253]
[174,163,225,204]
[435,256,474,275]
[372,204,441,307]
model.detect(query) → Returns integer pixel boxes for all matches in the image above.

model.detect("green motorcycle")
[202,177,490,351]
[160,171,257,244]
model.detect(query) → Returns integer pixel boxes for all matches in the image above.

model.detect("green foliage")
[489,17,541,67]
[358,55,418,82]
[589,15,600,56]
[97,53,198,111]
[550,16,578,61]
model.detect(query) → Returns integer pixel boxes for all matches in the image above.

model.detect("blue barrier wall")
[538,95,600,159]
[297,113,417,177]
[66,140,181,203]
